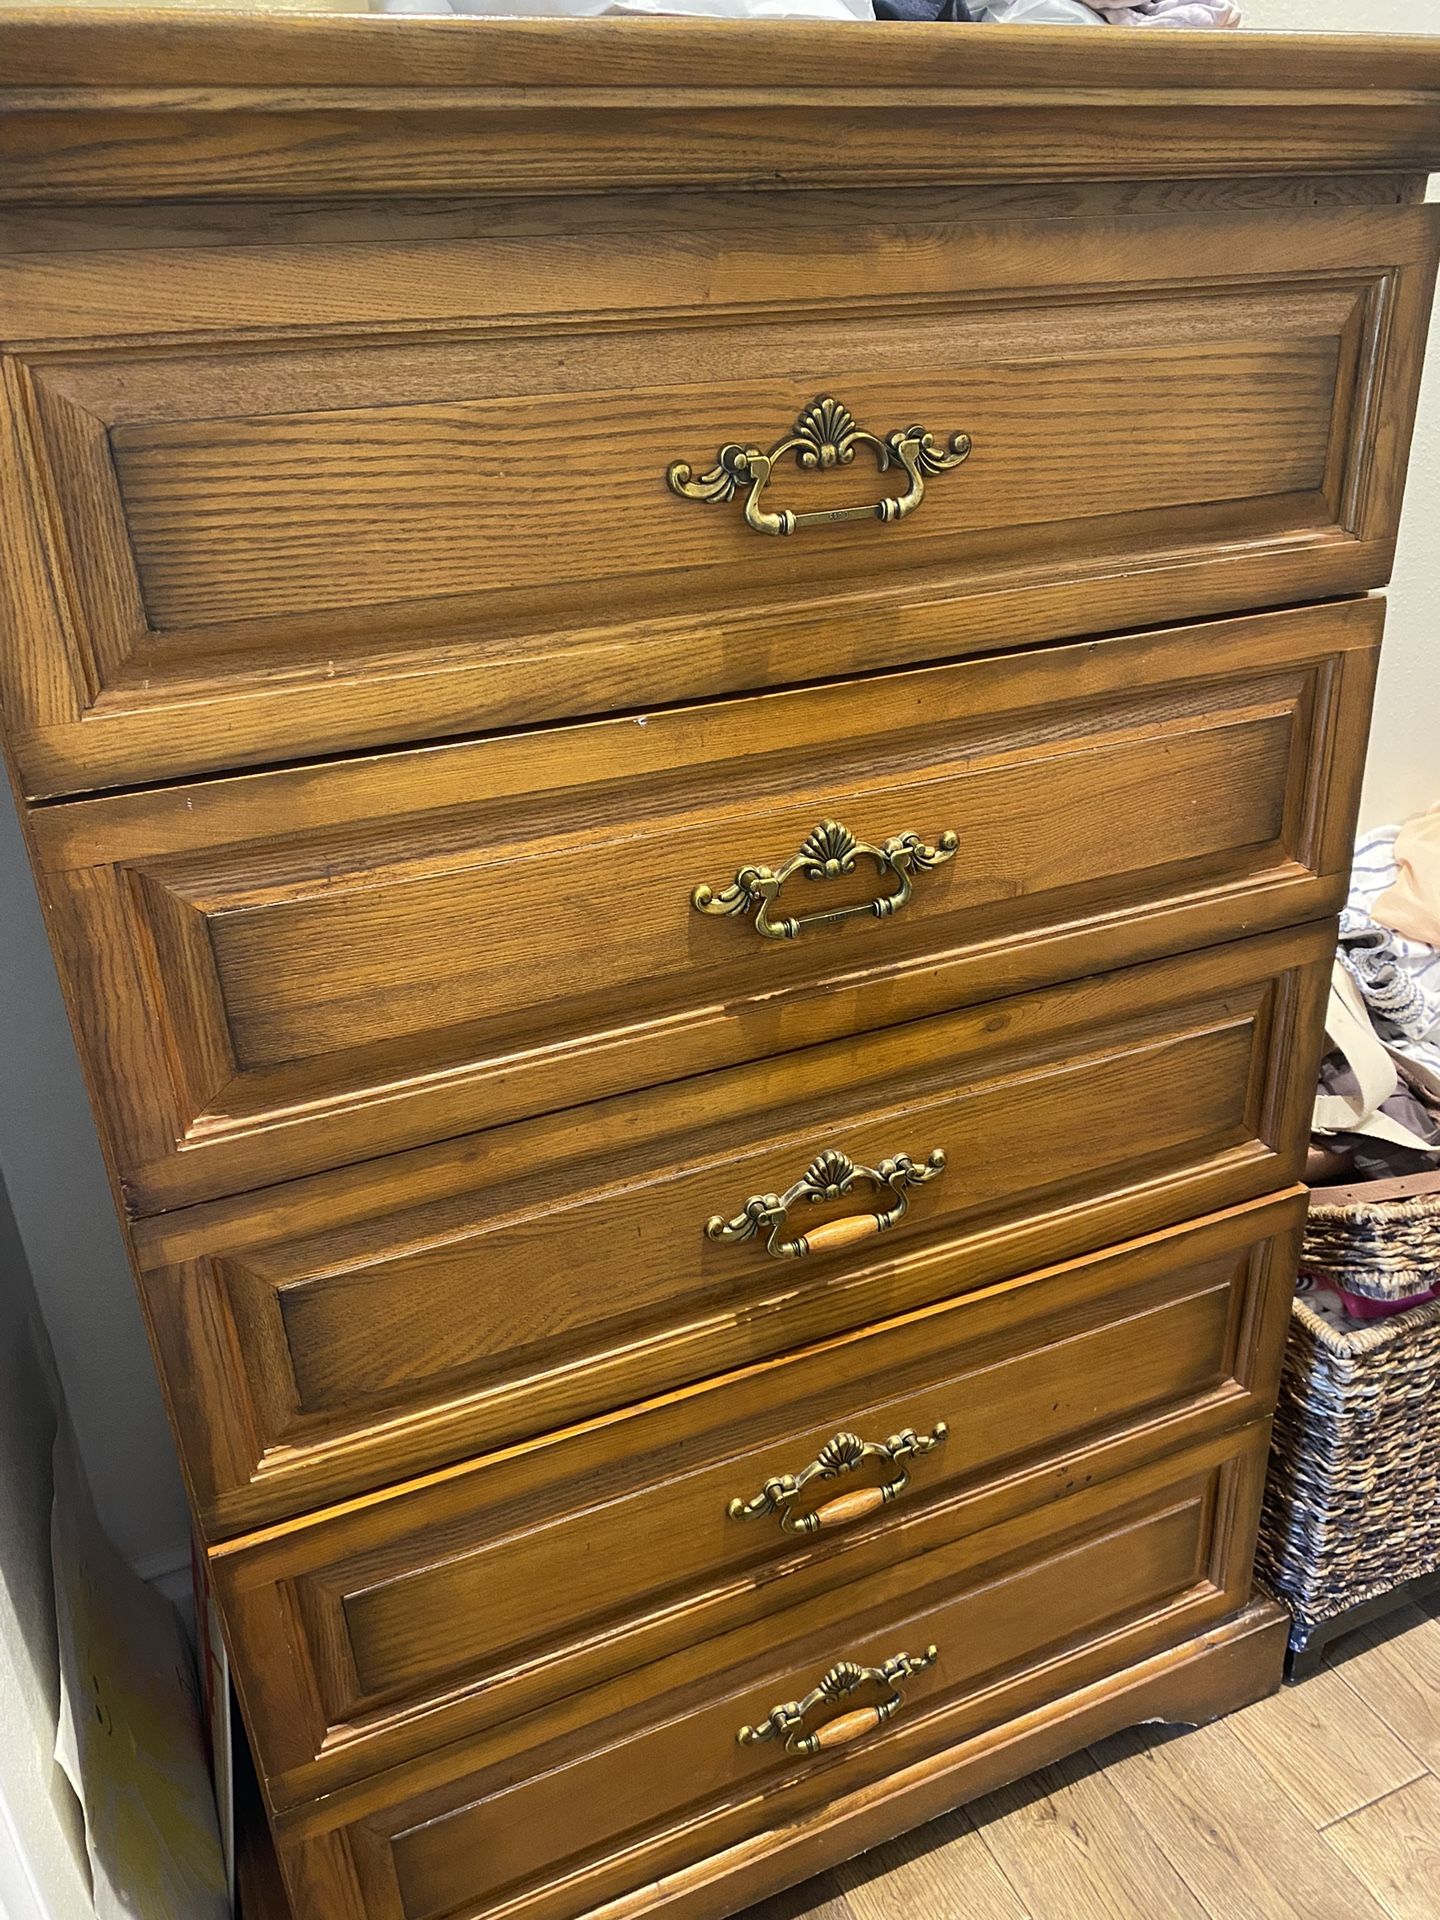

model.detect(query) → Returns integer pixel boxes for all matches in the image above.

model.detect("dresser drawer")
[138,925,1326,1533]
[35,602,1372,1210]
[270,1423,1268,1919]
[1,195,1431,797]
[216,1193,1299,1806]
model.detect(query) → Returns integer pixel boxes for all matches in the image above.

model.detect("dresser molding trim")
[4,18,1440,201]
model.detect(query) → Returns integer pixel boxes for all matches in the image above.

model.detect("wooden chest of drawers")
[4,14,1440,1919]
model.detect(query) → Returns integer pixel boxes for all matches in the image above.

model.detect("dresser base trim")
[579,1595,1288,1920]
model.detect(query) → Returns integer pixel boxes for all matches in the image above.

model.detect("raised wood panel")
[211,1193,1302,1806]
[134,927,1325,1537]
[0,202,1429,795]
[106,339,1341,630]
[28,604,1375,1211]
[267,1426,1270,1920]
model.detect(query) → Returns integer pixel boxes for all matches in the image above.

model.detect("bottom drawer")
[275,1422,1269,1920]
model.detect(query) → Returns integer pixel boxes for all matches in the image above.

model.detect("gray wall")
[0,784,187,1582]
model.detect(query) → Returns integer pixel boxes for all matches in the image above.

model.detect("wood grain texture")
[260,1594,1291,1920]
[1324,1776,1440,1920]
[971,1749,1210,1920]
[3,16,1440,201]
[134,930,1323,1536]
[211,1193,1303,1805]
[0,176,1425,263]
[0,200,1429,796]
[0,23,1430,1916]
[1327,1604,1440,1775]
[1229,1658,1425,1829]
[829,1807,1027,1920]
[106,341,1337,629]
[1101,1720,1394,1920]
[485,1585,1440,1920]
[25,605,1374,1211]
[268,1430,1273,1920]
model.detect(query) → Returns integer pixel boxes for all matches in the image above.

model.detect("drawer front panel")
[137,926,1327,1534]
[272,1425,1269,1920]
[1,198,1432,796]
[35,603,1373,1210]
[215,1194,1300,1805]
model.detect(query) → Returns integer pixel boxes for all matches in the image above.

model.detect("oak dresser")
[3,13,1440,1919]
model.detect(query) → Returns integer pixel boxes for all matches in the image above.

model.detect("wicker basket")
[1258,1284,1440,1655]
[1303,1172,1440,1303]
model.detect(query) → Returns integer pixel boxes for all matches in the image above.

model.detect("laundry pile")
[1305,804,1440,1322]
[382,0,1241,23]
[874,0,1239,21]
[1316,810,1440,1177]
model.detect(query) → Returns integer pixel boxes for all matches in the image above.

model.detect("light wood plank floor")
[749,1595,1440,1920]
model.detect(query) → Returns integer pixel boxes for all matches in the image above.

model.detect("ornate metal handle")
[728,1424,948,1535]
[706,1146,946,1261]
[667,396,971,538]
[693,817,957,942]
[738,1647,939,1756]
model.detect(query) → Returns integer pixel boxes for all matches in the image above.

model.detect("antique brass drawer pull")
[727,1423,948,1535]
[693,817,957,942]
[667,396,971,538]
[738,1646,939,1757]
[706,1146,946,1261]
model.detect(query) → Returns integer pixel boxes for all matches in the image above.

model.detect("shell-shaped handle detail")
[706,1146,946,1262]
[668,396,971,537]
[737,1647,940,1757]
[727,1423,949,1535]
[693,818,958,941]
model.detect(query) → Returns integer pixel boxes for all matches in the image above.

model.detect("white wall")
[0,1178,96,1920]
[1246,5,1440,830]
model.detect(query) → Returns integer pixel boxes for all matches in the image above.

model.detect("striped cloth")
[1345,825,1440,1074]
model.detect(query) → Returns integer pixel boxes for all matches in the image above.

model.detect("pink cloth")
[1091,0,1240,23]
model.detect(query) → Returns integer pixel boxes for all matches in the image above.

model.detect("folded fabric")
[972,0,1103,17]
[1090,0,1240,24]
[1347,823,1440,1075]
[873,0,977,17]
[380,0,878,13]
[1375,800,1440,949]
[1311,962,1440,1175]
[1338,911,1440,1047]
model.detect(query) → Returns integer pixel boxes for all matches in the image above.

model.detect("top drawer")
[0,198,1433,796]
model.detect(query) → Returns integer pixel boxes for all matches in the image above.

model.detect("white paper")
[51,1430,229,1920]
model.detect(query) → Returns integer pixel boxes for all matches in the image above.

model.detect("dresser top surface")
[3,9,1440,199]
[1,8,1438,93]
